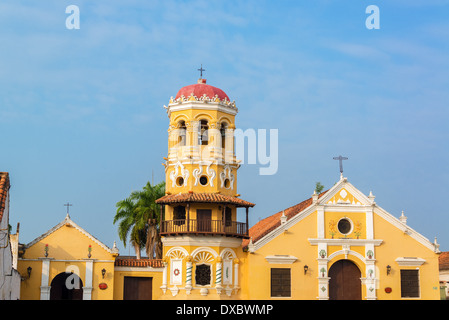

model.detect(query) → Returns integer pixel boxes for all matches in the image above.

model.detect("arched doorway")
[328,259,362,300]
[50,272,83,300]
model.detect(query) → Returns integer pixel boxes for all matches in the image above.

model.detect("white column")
[83,259,93,300]
[224,127,235,164]
[185,259,193,294]
[161,261,168,294]
[233,259,239,293]
[39,258,52,300]
[215,258,223,294]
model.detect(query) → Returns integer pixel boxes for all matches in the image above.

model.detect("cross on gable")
[64,202,73,214]
[333,155,348,174]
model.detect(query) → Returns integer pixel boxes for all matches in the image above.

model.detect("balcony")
[160,219,248,238]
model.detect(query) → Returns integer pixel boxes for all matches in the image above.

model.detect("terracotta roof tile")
[242,190,327,249]
[0,172,10,225]
[156,192,255,208]
[114,257,164,268]
[439,251,449,270]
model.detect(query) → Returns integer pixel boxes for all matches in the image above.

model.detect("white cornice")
[166,102,238,117]
[395,257,426,266]
[265,255,298,264]
[308,238,383,246]
[161,235,242,248]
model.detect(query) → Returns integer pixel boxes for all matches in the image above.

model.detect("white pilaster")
[39,258,52,300]
[83,259,93,300]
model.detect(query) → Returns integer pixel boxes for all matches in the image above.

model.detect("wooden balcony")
[160,219,249,238]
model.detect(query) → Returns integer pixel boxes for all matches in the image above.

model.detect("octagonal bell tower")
[156,76,254,299]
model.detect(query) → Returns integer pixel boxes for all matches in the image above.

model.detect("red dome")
[175,79,229,101]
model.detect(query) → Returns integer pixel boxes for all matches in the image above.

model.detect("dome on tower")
[175,79,230,101]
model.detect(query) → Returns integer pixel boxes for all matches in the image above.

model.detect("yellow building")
[17,77,441,300]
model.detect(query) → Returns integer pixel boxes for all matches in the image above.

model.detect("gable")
[245,177,438,254]
[24,215,118,260]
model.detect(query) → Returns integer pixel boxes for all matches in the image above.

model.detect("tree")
[315,182,325,194]
[113,181,165,259]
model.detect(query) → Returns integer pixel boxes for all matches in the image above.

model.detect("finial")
[280,210,287,224]
[400,210,407,224]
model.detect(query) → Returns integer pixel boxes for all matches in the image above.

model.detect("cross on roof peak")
[333,155,348,177]
[198,64,205,78]
[64,202,73,214]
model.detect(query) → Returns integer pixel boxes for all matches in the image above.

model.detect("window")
[271,268,291,297]
[199,176,208,186]
[195,264,211,286]
[173,206,186,225]
[178,120,186,146]
[220,122,228,149]
[199,120,209,145]
[225,207,232,227]
[337,218,352,235]
[401,270,420,298]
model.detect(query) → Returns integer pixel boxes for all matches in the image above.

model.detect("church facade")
[16,78,441,300]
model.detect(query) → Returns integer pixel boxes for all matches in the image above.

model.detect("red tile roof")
[175,79,230,101]
[242,191,327,249]
[0,172,10,224]
[439,251,449,271]
[114,257,164,268]
[156,192,255,208]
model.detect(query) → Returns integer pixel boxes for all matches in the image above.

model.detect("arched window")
[220,122,228,149]
[178,120,186,147]
[199,120,208,145]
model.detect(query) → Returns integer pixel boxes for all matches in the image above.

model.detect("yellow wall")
[113,269,164,300]
[243,206,440,300]
[18,223,117,300]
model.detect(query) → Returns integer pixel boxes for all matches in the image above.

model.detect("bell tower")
[156,75,254,299]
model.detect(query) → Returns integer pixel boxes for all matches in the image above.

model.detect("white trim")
[395,257,426,267]
[250,177,437,254]
[114,266,164,272]
[167,102,238,117]
[25,214,118,255]
[308,238,383,246]
[265,255,298,264]
[162,235,242,248]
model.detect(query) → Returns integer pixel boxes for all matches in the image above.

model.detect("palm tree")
[113,181,165,259]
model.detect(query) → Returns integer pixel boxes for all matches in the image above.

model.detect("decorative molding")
[265,255,298,264]
[169,161,189,187]
[308,238,383,246]
[162,235,242,248]
[220,164,235,190]
[395,257,426,267]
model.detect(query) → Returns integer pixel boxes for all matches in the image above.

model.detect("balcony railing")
[160,219,248,238]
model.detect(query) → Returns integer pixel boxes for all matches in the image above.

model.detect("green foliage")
[113,181,165,258]
[315,182,325,193]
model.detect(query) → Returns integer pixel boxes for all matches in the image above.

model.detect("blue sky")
[1,0,448,255]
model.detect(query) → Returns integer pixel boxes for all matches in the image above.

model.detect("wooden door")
[123,276,152,300]
[197,209,212,232]
[328,260,362,300]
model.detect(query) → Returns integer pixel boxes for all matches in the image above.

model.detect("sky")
[1,0,448,255]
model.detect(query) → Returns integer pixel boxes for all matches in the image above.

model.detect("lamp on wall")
[27,266,32,279]
[304,265,309,275]
[102,268,106,279]
[386,265,391,275]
